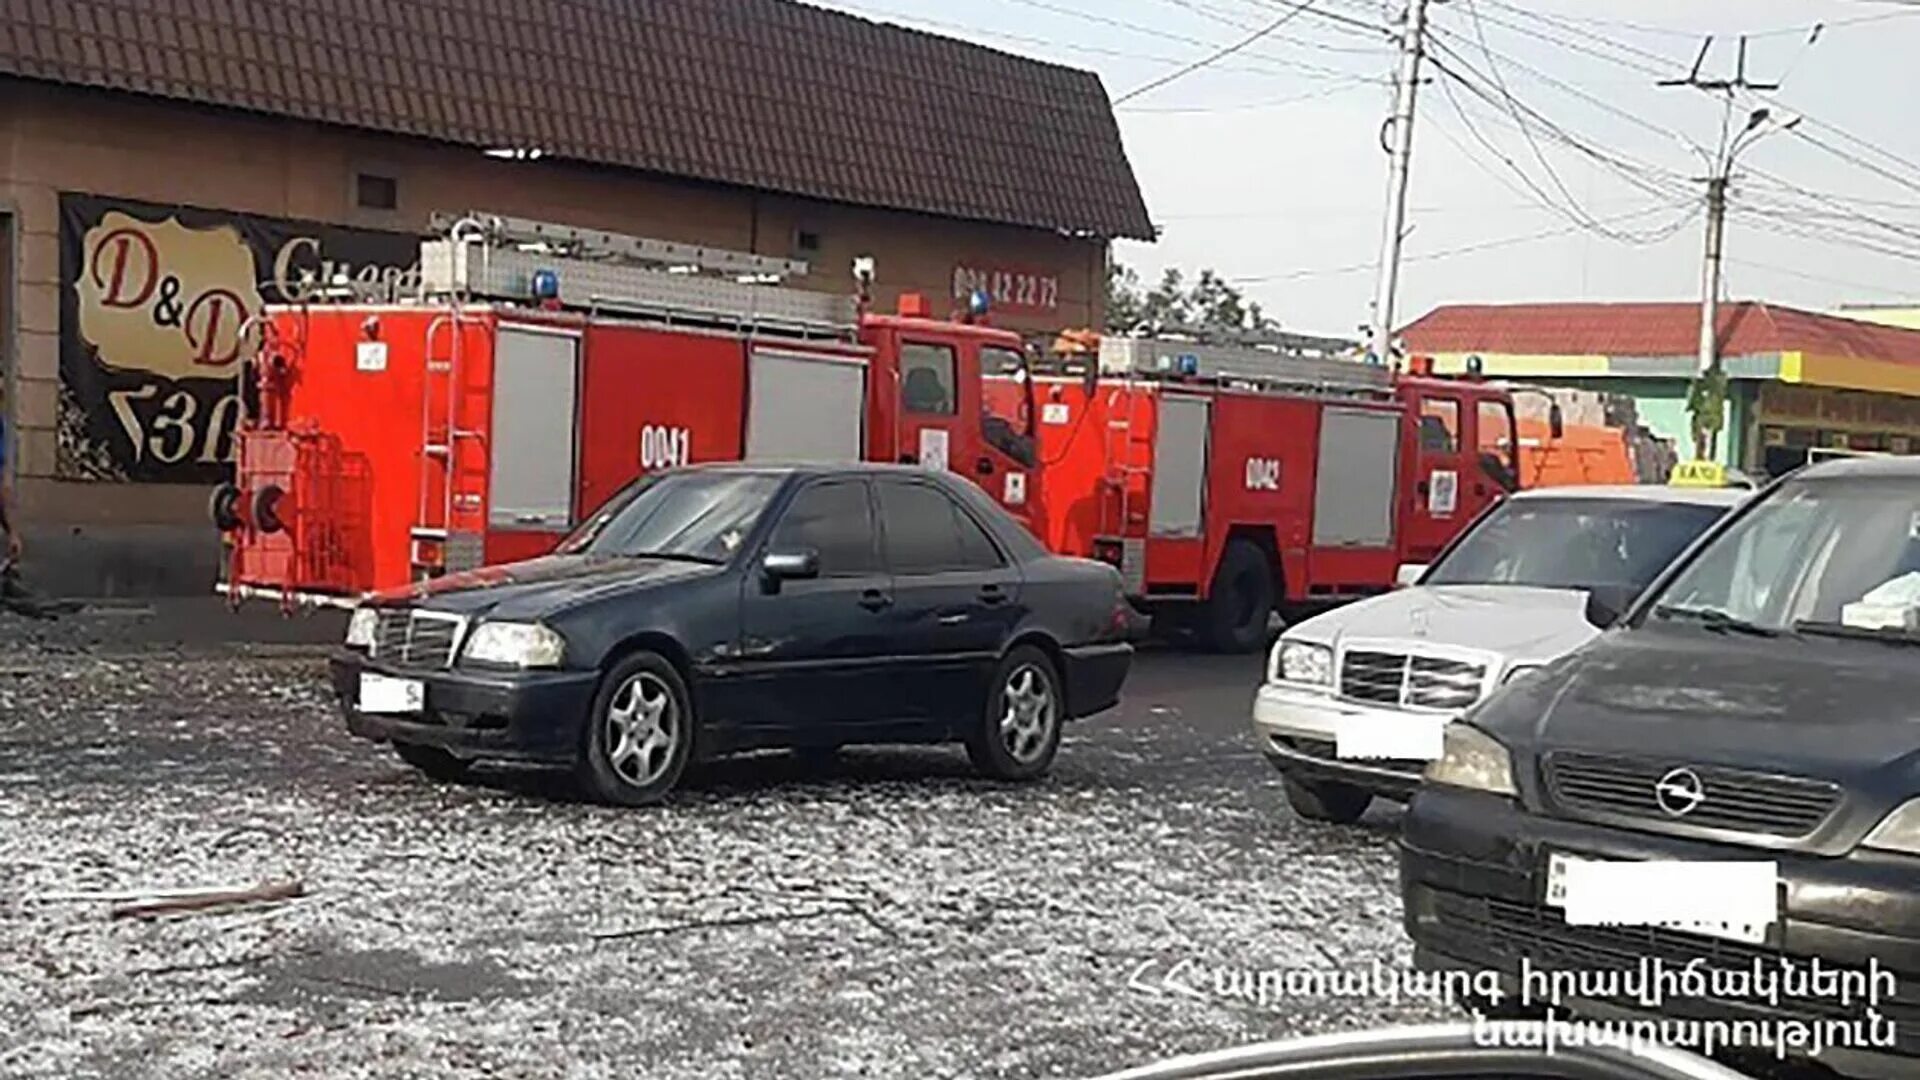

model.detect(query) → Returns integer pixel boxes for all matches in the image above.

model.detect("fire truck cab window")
[1419,398,1460,454]
[979,345,1037,467]
[878,480,1004,574]
[1477,397,1518,490]
[902,342,958,415]
[770,480,879,577]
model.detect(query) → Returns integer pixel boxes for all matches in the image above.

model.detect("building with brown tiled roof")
[1402,301,1920,478]
[0,0,1151,596]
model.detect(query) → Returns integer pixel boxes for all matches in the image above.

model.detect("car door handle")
[978,584,1007,605]
[939,612,969,625]
[859,589,892,612]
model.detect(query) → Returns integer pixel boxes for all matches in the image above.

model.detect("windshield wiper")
[1794,620,1920,647]
[1651,603,1784,637]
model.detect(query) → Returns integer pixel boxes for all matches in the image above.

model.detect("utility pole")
[1693,173,1727,457]
[1368,0,1431,368]
[1660,36,1783,461]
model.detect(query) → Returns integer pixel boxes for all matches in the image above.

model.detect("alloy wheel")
[999,663,1057,765]
[604,671,680,788]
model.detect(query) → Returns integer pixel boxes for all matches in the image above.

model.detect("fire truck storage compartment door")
[488,327,581,532]
[1149,394,1211,537]
[745,349,866,463]
[1312,407,1398,547]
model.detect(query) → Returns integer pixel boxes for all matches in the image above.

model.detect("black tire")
[253,485,286,535]
[574,651,696,806]
[966,645,1064,781]
[1200,540,1274,654]
[394,742,471,783]
[208,482,243,531]
[1283,774,1373,825]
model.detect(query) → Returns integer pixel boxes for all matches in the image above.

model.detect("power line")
[1002,0,1377,83]
[1153,0,1391,54]
[1116,82,1366,114]
[1228,200,1697,284]
[1113,2,1327,105]
[1723,256,1915,299]
[824,2,1374,80]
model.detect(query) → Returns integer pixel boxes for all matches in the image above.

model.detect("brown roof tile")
[1,0,1153,238]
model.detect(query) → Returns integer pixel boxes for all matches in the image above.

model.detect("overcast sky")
[817,0,1920,337]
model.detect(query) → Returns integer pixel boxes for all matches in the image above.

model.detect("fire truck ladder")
[1096,335,1393,400]
[419,212,859,338]
[413,308,476,572]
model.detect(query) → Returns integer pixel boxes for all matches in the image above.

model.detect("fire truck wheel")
[253,485,287,535]
[1282,774,1372,825]
[394,742,471,783]
[1200,540,1274,654]
[576,651,695,807]
[208,483,243,531]
[966,645,1063,781]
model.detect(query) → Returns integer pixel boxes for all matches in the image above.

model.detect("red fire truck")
[213,214,1040,606]
[985,334,1522,651]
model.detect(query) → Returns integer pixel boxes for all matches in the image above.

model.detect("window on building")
[901,342,958,415]
[356,173,399,211]
[793,228,822,255]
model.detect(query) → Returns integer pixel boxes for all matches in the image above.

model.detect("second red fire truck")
[987,333,1521,651]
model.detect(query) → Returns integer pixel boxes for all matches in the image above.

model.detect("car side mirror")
[761,549,819,586]
[1396,563,1427,588]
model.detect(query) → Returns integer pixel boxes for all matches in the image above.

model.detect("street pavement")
[0,611,1832,1079]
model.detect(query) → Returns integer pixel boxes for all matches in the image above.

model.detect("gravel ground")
[0,613,1457,1080]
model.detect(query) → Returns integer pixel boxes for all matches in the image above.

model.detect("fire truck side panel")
[744,347,868,463]
[575,324,749,519]
[260,307,463,595]
[1198,390,1323,603]
[1307,404,1402,598]
[999,376,1095,557]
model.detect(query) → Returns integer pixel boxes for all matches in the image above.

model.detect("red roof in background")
[1402,302,1920,365]
[0,0,1154,240]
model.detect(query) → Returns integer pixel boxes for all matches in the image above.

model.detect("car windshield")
[555,471,781,563]
[1654,474,1920,634]
[1424,496,1727,592]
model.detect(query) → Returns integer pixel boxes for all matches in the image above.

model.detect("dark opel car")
[331,464,1134,804]
[1401,456,1920,1078]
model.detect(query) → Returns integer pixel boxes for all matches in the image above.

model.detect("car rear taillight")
[1092,538,1123,568]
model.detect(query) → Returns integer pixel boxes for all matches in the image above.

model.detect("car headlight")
[1862,798,1920,855]
[1274,640,1333,687]
[1503,663,1543,685]
[462,621,566,668]
[345,607,379,649]
[1423,724,1517,796]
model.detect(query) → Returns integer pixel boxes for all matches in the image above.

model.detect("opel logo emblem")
[1655,767,1706,817]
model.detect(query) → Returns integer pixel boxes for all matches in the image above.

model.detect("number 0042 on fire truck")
[987,337,1521,652]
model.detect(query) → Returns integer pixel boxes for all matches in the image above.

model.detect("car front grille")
[1543,752,1841,838]
[1339,650,1486,711]
[371,608,468,669]
[1422,886,1920,1053]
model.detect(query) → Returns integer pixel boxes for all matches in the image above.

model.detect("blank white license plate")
[1546,851,1778,945]
[358,672,425,715]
